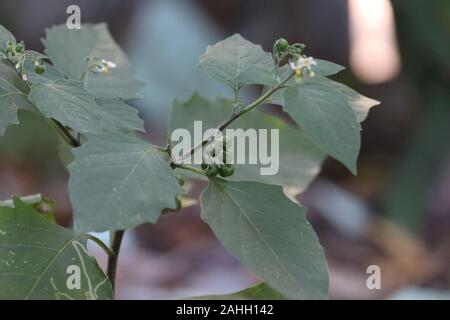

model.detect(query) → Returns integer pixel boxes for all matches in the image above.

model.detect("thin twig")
[169,72,294,166]
[107,230,125,293]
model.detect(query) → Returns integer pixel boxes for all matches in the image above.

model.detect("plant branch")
[107,230,125,293]
[47,118,81,148]
[85,235,114,258]
[171,72,294,165]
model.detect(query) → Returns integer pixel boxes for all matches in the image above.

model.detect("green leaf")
[68,133,183,232]
[28,80,144,134]
[23,60,65,84]
[0,25,15,48]
[266,70,379,123]
[169,93,325,191]
[198,34,277,92]
[0,198,113,300]
[312,59,345,76]
[201,178,329,299]
[321,79,380,122]
[42,23,143,99]
[28,80,103,133]
[96,98,144,133]
[189,283,285,300]
[283,78,361,173]
[0,62,33,136]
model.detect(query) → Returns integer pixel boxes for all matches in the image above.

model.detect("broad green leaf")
[198,34,277,92]
[24,60,65,84]
[265,71,379,123]
[0,25,15,47]
[312,59,345,76]
[68,133,183,232]
[28,80,144,134]
[0,62,33,136]
[189,283,285,300]
[28,80,103,133]
[43,23,143,99]
[169,93,325,191]
[0,198,113,300]
[284,78,361,173]
[321,79,380,122]
[96,98,144,133]
[201,179,329,299]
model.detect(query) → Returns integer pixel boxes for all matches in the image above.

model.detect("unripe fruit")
[15,42,25,53]
[206,164,219,177]
[219,164,235,177]
[35,65,45,74]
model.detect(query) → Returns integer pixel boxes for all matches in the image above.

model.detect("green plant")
[0,23,379,300]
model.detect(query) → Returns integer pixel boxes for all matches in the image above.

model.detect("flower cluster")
[272,38,316,78]
[84,56,117,75]
[289,56,317,78]
[201,135,235,177]
[0,40,46,81]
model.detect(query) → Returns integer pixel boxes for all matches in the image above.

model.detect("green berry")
[34,65,45,74]
[219,164,235,177]
[201,162,208,170]
[206,164,219,177]
[15,42,25,53]
[275,38,289,52]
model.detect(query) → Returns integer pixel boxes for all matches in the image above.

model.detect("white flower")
[95,64,107,73]
[21,73,27,81]
[289,56,317,77]
[299,56,317,68]
[92,59,117,74]
[101,59,117,69]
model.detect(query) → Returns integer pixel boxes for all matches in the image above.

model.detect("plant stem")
[172,72,294,164]
[107,230,125,292]
[47,118,81,148]
[219,72,294,130]
[85,235,114,258]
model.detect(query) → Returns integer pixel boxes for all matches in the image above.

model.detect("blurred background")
[1,0,449,299]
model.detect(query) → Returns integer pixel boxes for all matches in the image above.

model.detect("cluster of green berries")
[1,40,46,79]
[201,162,235,178]
[201,135,235,178]
[273,38,306,63]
